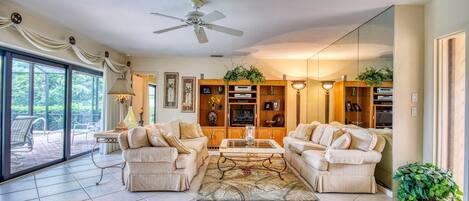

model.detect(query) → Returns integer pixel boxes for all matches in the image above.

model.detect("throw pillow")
[128,127,151,149]
[145,125,169,147]
[329,133,351,149]
[180,122,200,139]
[319,126,344,146]
[346,128,378,151]
[196,124,205,137]
[169,119,182,138]
[163,134,192,154]
[292,124,315,141]
[311,124,328,143]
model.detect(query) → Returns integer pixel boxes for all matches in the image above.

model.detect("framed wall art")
[164,72,179,108]
[181,76,196,113]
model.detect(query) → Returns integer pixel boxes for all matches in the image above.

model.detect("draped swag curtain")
[0,14,129,73]
[1,13,131,152]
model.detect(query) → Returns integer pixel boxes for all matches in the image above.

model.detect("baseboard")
[377,184,393,198]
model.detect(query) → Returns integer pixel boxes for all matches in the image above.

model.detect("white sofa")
[118,120,208,192]
[284,122,385,193]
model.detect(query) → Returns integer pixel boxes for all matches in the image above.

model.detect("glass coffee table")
[218,139,287,180]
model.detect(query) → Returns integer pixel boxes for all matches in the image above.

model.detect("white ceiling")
[7,0,427,59]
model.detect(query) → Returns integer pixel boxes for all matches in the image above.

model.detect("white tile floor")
[0,151,393,201]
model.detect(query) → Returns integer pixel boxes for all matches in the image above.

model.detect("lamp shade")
[321,81,334,91]
[107,77,135,96]
[291,80,306,90]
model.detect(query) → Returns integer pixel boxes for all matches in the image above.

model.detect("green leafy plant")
[223,64,266,84]
[356,67,392,86]
[393,163,463,201]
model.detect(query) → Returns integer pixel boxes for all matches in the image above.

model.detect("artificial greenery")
[356,67,392,86]
[223,65,266,84]
[393,163,463,201]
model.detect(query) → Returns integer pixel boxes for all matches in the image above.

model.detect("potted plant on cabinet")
[356,67,392,86]
[393,162,463,201]
[223,64,266,84]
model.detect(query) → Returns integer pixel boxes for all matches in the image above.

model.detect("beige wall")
[423,0,469,196]
[392,5,425,189]
[131,56,307,132]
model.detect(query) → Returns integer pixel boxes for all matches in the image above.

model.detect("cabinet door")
[212,128,226,147]
[272,128,286,147]
[257,128,272,139]
[228,128,244,139]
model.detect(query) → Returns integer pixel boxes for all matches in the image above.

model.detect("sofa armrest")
[122,147,178,163]
[288,131,296,137]
[325,149,382,165]
[118,131,129,150]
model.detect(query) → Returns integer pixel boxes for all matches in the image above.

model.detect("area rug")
[197,156,318,201]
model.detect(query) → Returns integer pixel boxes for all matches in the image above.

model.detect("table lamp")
[107,76,135,131]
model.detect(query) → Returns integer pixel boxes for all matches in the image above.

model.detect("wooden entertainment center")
[198,79,288,148]
[333,81,393,129]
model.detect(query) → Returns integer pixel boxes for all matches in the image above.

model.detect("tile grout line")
[33,175,41,201]
[70,164,93,201]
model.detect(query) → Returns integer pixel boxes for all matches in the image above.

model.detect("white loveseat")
[118,120,208,192]
[284,122,385,193]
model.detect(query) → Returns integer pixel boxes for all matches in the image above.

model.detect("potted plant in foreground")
[393,163,463,201]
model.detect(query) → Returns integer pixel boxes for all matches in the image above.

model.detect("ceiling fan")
[150,0,243,43]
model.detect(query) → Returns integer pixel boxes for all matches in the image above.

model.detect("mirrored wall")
[306,7,394,189]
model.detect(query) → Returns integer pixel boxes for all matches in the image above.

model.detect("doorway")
[434,32,466,191]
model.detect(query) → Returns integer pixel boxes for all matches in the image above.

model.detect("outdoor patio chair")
[11,116,37,152]
[72,120,101,143]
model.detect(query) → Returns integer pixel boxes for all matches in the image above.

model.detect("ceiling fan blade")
[150,12,186,22]
[153,24,189,34]
[205,24,243,37]
[194,26,208,43]
[200,10,225,22]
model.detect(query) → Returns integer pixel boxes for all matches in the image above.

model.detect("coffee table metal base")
[217,153,287,180]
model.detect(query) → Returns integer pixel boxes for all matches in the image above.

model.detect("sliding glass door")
[71,70,103,156]
[9,56,66,174]
[1,48,105,180]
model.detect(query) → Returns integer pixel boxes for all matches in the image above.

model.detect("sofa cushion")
[311,124,327,143]
[291,123,316,141]
[122,147,178,163]
[145,125,169,147]
[301,150,328,171]
[284,137,327,152]
[181,137,206,153]
[288,141,327,155]
[163,135,191,154]
[319,126,344,146]
[329,133,351,150]
[180,122,200,139]
[346,128,378,151]
[324,149,382,164]
[128,127,151,149]
[175,150,197,169]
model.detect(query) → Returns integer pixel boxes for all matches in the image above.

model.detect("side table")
[92,131,126,185]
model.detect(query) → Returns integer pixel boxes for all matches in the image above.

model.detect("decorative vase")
[124,106,138,129]
[208,111,218,126]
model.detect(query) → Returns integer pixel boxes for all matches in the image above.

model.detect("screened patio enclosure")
[4,52,104,176]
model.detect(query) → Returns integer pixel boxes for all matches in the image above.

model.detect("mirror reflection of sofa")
[284,121,387,193]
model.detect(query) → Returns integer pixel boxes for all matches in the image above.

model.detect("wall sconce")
[291,80,307,126]
[321,81,334,123]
